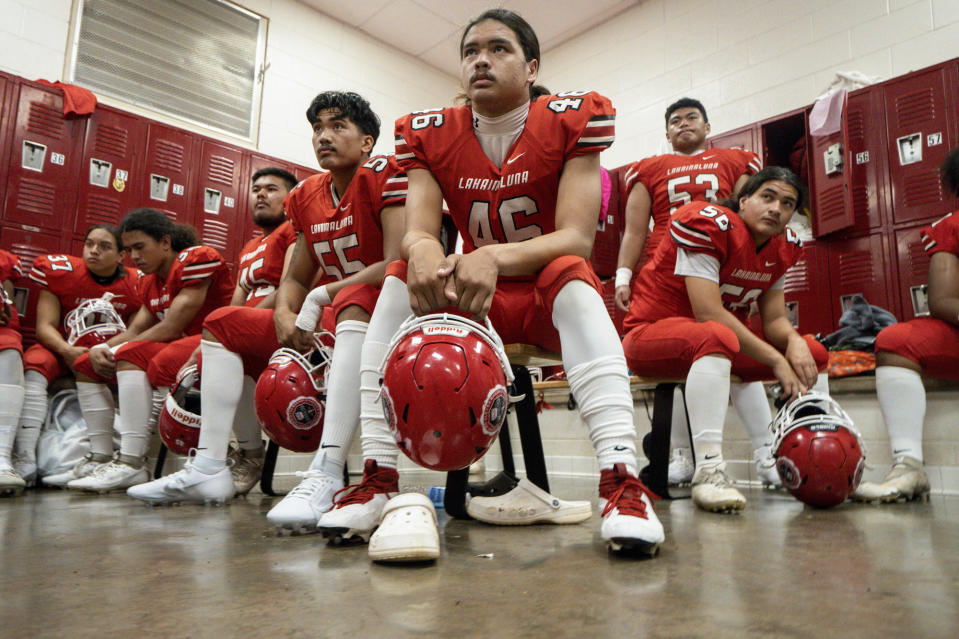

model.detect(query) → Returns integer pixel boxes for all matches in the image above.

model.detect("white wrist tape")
[91,343,110,352]
[295,285,331,331]
[615,267,633,289]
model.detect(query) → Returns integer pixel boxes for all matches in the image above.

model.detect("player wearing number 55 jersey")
[622,167,829,513]
[317,9,664,560]
[128,91,407,518]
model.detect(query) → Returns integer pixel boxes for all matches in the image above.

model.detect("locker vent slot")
[154,140,184,173]
[93,123,129,157]
[902,173,943,207]
[85,193,121,226]
[783,258,810,294]
[837,251,876,287]
[16,179,57,217]
[908,241,930,281]
[894,88,935,130]
[27,102,65,138]
[202,219,230,251]
[817,184,846,222]
[207,155,235,186]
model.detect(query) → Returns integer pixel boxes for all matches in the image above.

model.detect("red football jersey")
[394,91,615,256]
[0,249,22,283]
[236,221,296,307]
[623,148,762,257]
[921,210,959,257]
[624,201,802,331]
[136,245,234,336]
[28,254,140,336]
[0,249,22,329]
[285,155,407,286]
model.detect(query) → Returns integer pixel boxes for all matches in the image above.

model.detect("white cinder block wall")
[4,0,959,491]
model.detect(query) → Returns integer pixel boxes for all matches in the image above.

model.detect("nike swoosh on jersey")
[339,203,351,211]
[506,152,526,164]
[764,261,776,267]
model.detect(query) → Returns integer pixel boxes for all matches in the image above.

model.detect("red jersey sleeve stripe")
[28,267,47,287]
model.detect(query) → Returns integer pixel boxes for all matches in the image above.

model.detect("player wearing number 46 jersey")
[316,9,664,561]
[128,91,407,520]
[622,167,830,513]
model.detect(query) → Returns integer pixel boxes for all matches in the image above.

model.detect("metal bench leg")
[444,468,471,519]
[510,365,549,492]
[259,440,280,496]
[640,382,678,499]
[153,444,168,479]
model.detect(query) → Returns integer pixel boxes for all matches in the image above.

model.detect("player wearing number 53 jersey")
[623,167,829,513]
[317,10,664,560]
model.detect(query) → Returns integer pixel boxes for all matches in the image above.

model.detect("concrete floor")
[3,476,959,639]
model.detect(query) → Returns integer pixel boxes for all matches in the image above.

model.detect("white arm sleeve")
[675,248,720,283]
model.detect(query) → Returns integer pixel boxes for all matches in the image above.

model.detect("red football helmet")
[772,392,865,508]
[254,334,333,452]
[65,294,126,347]
[158,365,201,456]
[380,314,513,471]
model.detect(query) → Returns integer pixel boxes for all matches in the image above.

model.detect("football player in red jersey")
[615,98,776,488]
[317,9,664,560]
[11,226,140,489]
[622,166,829,513]
[0,249,26,495]
[68,209,233,492]
[127,91,407,517]
[853,147,959,503]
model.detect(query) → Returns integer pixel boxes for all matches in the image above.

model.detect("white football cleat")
[318,460,399,545]
[368,492,440,562]
[667,447,694,486]
[227,445,264,495]
[692,462,746,513]
[127,463,235,505]
[599,463,664,556]
[0,468,26,497]
[67,460,149,493]
[267,469,343,533]
[852,456,931,503]
[754,446,782,488]
[42,454,109,488]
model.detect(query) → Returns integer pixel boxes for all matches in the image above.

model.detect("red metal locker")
[883,64,958,225]
[834,87,891,237]
[139,122,197,226]
[0,223,67,346]
[589,165,624,277]
[293,163,318,183]
[74,105,147,234]
[808,92,854,237]
[708,125,758,153]
[2,81,84,232]
[827,232,897,323]
[894,222,934,322]
[782,239,834,336]
[0,73,15,218]
[196,139,245,265]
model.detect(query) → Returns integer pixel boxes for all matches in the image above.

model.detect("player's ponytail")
[118,208,197,253]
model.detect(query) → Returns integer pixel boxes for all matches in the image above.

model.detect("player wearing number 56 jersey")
[622,167,829,513]
[317,9,664,560]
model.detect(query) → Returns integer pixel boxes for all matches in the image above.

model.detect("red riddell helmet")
[254,334,333,452]
[380,314,513,472]
[65,294,126,347]
[158,365,201,456]
[772,392,865,508]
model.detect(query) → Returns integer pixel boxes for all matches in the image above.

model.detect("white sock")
[116,369,153,460]
[76,381,116,457]
[195,339,244,469]
[232,376,263,453]
[876,365,925,463]
[360,276,410,468]
[669,386,691,448]
[0,351,24,468]
[730,381,773,450]
[309,320,367,475]
[685,355,732,466]
[15,370,48,463]
[553,279,637,473]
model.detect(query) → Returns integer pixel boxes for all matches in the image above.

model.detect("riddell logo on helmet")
[423,325,468,337]
[286,397,322,430]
